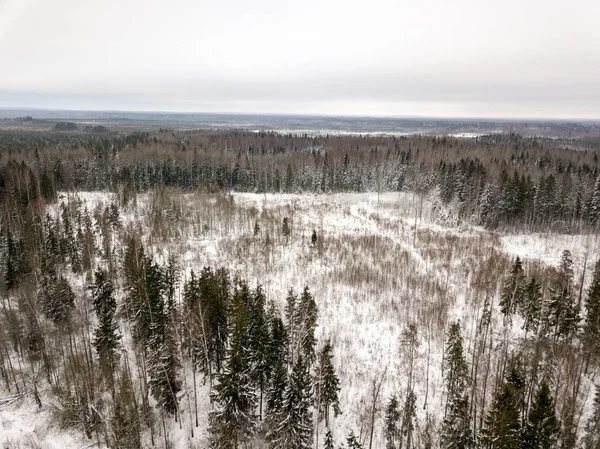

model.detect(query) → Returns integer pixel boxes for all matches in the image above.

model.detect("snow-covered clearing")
[2,190,598,448]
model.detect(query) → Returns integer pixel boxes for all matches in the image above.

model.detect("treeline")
[0,193,345,447]
[2,168,600,447]
[402,253,600,449]
[0,129,599,230]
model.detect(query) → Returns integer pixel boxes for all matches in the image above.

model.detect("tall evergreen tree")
[385,395,401,449]
[39,265,75,325]
[521,277,543,336]
[111,370,142,449]
[590,176,600,225]
[523,381,560,449]
[249,285,270,419]
[500,257,526,318]
[91,268,120,376]
[547,250,580,340]
[583,385,600,449]
[479,382,522,449]
[584,260,600,366]
[323,429,335,449]
[209,281,257,448]
[400,391,417,449]
[346,430,364,449]
[267,356,313,449]
[298,286,318,365]
[315,340,341,428]
[147,317,181,416]
[441,322,473,449]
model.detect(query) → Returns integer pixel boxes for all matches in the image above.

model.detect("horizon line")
[1,106,600,123]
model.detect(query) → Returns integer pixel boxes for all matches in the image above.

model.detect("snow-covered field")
[2,190,598,448]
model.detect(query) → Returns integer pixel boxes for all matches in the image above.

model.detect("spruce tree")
[91,268,120,376]
[590,176,600,225]
[584,260,600,366]
[209,281,256,448]
[285,288,299,361]
[315,340,341,428]
[500,257,526,318]
[400,391,417,449]
[40,267,75,325]
[523,381,560,449]
[266,360,288,415]
[111,370,142,449]
[441,322,473,449]
[521,277,543,336]
[479,383,522,449]
[346,430,364,449]
[267,356,313,449]
[442,395,474,449]
[384,395,401,449]
[249,285,270,419]
[323,429,335,449]
[583,385,600,449]
[547,250,580,340]
[147,318,181,416]
[282,217,291,238]
[298,286,318,365]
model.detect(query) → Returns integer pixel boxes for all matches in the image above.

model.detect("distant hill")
[54,121,77,131]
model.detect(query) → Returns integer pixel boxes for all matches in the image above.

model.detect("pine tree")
[164,254,179,313]
[254,220,260,236]
[111,370,142,449]
[346,430,364,449]
[584,260,600,366]
[324,429,335,449]
[201,267,230,373]
[547,250,580,340]
[443,322,469,403]
[282,217,291,238]
[590,176,600,225]
[385,395,401,449]
[147,318,181,416]
[40,271,76,325]
[298,286,318,365]
[500,257,526,318]
[521,277,543,336]
[311,229,318,246]
[266,360,288,415]
[315,340,341,428]
[442,395,474,449]
[479,383,522,449]
[285,288,299,361]
[91,268,120,376]
[441,322,473,449]
[249,285,270,419]
[209,281,256,448]
[267,356,313,449]
[400,391,417,449]
[583,385,600,449]
[523,381,560,449]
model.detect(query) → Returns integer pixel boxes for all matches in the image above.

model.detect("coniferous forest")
[1,126,600,448]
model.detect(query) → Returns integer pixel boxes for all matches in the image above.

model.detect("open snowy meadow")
[2,189,598,448]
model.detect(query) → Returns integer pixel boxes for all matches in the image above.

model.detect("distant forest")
[1,128,600,448]
[0,129,599,232]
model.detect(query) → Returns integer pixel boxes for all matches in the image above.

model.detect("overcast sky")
[1,0,599,118]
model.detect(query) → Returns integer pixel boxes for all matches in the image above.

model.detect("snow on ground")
[0,396,86,449]
[3,190,597,448]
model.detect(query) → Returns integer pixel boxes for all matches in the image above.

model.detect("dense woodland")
[1,128,600,448]
[0,129,599,231]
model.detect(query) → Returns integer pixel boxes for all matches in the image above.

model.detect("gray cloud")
[0,0,599,118]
